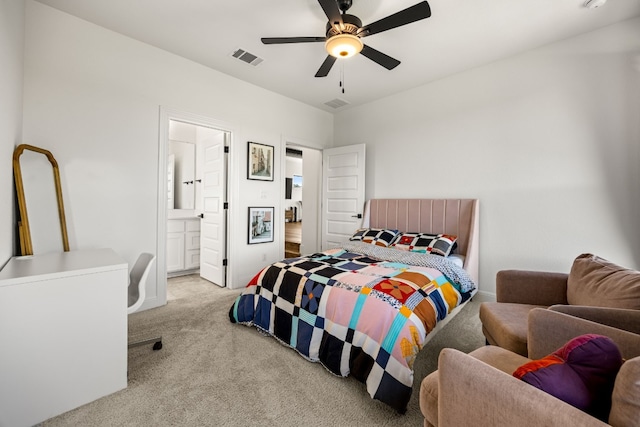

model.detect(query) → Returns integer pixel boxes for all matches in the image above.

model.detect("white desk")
[0,249,128,427]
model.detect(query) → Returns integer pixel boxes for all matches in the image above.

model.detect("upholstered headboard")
[362,199,480,285]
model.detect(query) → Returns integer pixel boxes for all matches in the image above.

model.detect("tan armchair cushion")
[609,357,640,426]
[567,253,640,309]
[528,309,640,361]
[550,305,640,335]
[479,302,546,356]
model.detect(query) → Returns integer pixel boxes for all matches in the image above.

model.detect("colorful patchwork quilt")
[229,243,476,413]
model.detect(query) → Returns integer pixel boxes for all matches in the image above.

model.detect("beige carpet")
[43,275,484,426]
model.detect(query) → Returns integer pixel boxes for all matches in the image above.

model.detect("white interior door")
[321,144,366,250]
[200,131,227,286]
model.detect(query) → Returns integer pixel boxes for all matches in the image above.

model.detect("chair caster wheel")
[153,341,163,351]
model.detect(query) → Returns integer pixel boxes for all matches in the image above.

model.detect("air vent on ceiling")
[324,98,350,109]
[231,49,263,66]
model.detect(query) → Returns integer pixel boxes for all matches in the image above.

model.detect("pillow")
[567,253,640,309]
[348,228,399,247]
[447,254,466,268]
[513,334,623,421]
[390,232,457,257]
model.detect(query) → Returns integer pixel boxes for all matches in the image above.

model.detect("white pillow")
[447,254,465,268]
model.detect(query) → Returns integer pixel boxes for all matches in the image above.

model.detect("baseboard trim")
[168,268,199,278]
[473,290,496,303]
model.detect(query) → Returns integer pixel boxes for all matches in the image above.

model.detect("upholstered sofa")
[479,253,640,356]
[420,308,640,427]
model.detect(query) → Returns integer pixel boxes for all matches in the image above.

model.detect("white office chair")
[128,253,162,351]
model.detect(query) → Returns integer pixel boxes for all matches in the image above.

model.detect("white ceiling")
[35,0,640,113]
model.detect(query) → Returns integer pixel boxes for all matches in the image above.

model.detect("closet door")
[321,144,366,250]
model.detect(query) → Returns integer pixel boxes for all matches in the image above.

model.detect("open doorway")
[157,108,231,305]
[166,119,229,285]
[283,144,322,258]
[284,148,302,257]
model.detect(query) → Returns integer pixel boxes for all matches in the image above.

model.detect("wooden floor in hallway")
[285,221,301,258]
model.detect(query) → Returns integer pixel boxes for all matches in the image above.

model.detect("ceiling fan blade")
[318,0,343,30]
[360,44,400,70]
[358,1,431,37]
[261,37,326,44]
[315,55,337,77]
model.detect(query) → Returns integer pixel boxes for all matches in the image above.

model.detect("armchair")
[479,253,640,356]
[420,309,640,427]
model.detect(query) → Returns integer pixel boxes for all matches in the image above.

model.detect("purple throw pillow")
[513,334,623,421]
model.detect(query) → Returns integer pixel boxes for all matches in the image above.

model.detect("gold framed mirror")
[13,144,70,256]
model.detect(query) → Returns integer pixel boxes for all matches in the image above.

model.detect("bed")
[229,198,479,413]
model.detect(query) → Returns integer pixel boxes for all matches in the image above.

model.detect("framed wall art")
[248,206,274,244]
[247,141,274,181]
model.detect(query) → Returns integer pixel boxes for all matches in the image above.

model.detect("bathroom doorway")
[157,108,232,303]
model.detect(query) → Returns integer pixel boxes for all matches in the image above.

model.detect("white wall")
[22,1,333,303]
[0,0,24,266]
[334,18,640,299]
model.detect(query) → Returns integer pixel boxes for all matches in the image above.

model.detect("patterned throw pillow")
[390,232,457,257]
[513,334,623,421]
[349,228,399,247]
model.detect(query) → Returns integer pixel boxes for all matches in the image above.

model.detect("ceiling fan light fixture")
[325,34,363,58]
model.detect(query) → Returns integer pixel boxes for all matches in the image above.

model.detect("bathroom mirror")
[13,144,70,256]
[168,140,196,210]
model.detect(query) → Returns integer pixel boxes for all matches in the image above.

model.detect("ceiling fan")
[261,0,432,77]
